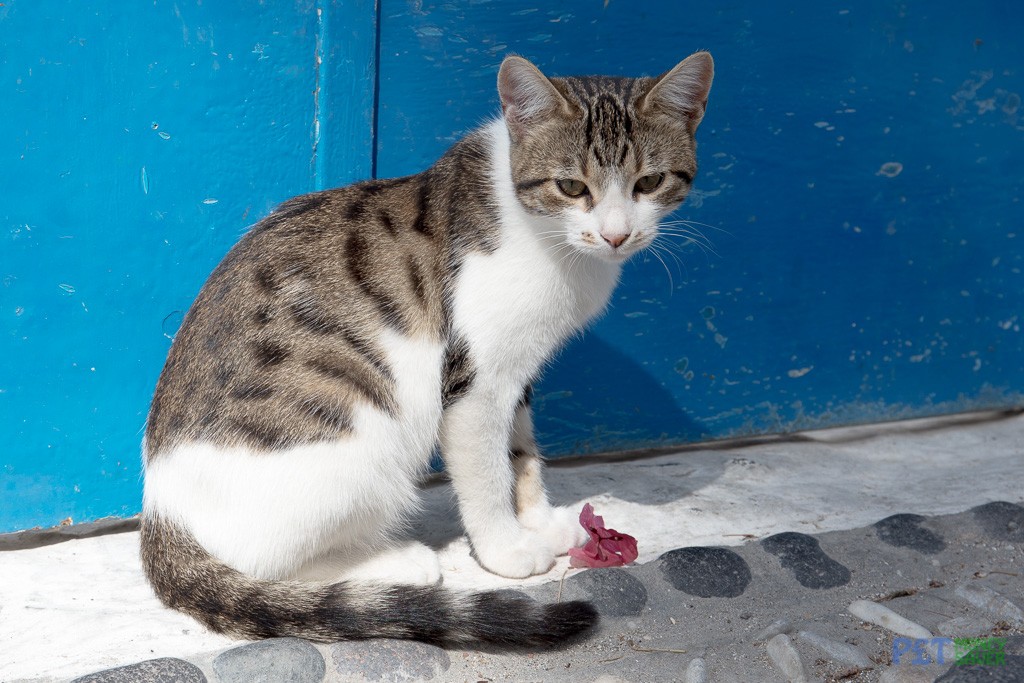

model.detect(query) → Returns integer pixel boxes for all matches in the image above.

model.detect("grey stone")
[72,658,206,683]
[932,636,1024,681]
[875,513,947,554]
[936,615,996,638]
[766,633,809,682]
[954,584,1024,627]
[565,568,648,617]
[213,638,325,683]
[683,657,707,683]
[936,656,1024,681]
[752,618,793,644]
[761,531,851,589]
[971,501,1024,542]
[329,639,451,682]
[1006,637,1024,656]
[658,546,751,598]
[797,629,873,668]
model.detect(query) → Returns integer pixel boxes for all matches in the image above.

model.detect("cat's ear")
[637,51,714,131]
[498,56,571,141]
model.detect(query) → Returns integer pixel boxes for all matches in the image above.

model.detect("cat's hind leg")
[343,541,442,586]
[294,540,442,586]
[142,438,427,581]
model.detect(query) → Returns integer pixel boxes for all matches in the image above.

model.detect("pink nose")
[601,232,629,248]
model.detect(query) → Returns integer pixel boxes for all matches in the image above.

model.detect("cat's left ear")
[498,55,572,142]
[637,51,714,132]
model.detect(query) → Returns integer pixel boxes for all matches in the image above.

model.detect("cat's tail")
[140,515,598,648]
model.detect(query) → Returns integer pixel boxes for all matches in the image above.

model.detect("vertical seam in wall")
[370,0,382,179]
[312,0,328,190]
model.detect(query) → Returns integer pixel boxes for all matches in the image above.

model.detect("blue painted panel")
[376,1,1024,453]
[3,0,1023,532]
[319,0,379,187]
[0,1,367,532]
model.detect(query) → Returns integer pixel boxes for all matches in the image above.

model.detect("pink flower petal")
[578,503,603,533]
[567,547,591,568]
[568,503,639,568]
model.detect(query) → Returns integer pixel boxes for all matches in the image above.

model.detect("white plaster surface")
[2,411,1022,681]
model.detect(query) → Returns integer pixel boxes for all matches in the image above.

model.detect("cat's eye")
[556,179,589,197]
[634,173,665,194]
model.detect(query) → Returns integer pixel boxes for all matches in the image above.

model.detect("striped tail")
[140,516,598,648]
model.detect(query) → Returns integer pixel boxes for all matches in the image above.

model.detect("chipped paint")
[909,349,931,363]
[877,162,903,177]
[997,316,1020,332]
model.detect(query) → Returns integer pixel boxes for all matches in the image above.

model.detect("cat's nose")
[600,230,629,248]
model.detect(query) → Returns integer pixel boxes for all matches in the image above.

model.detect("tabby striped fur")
[141,52,713,647]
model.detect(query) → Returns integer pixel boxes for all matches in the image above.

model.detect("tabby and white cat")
[141,52,713,647]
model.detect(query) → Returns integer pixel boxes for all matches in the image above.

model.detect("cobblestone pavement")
[61,500,1023,683]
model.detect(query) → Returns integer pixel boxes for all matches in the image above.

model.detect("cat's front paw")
[520,504,590,555]
[473,529,557,579]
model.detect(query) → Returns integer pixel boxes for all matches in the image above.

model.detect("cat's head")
[498,52,714,263]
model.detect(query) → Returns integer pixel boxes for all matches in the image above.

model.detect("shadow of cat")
[533,332,708,457]
[408,334,728,550]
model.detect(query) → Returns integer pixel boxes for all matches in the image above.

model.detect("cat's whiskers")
[549,239,582,268]
[659,219,724,237]
[648,245,676,292]
[657,235,716,259]
[539,234,571,252]
[659,217,731,235]
[532,229,575,261]
[651,238,688,276]
[658,218,728,254]
[556,249,582,275]
[534,228,568,241]
[562,249,583,277]
[566,249,590,281]
[645,238,690,294]
[655,226,718,257]
[655,235,711,272]
[657,221,716,240]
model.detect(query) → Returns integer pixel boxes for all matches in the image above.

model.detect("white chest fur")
[449,121,621,384]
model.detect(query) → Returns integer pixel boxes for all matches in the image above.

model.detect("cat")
[140,51,714,648]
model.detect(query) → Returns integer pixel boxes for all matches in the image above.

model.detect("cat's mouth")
[570,229,653,264]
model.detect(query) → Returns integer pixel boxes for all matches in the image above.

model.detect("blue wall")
[2,1,1022,532]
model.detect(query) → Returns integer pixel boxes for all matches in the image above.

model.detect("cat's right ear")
[498,56,571,142]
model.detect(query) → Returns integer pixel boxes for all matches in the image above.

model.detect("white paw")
[473,528,558,579]
[520,504,589,555]
[343,541,442,586]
